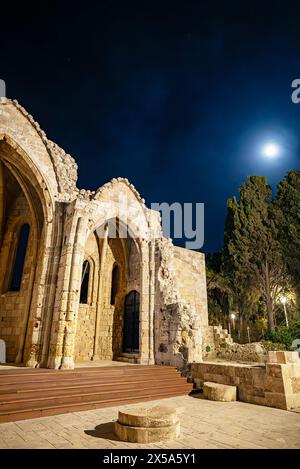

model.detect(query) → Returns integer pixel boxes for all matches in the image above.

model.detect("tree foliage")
[207,172,299,338]
[273,170,300,295]
[222,176,290,333]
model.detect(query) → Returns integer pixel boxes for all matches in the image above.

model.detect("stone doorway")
[123,290,140,353]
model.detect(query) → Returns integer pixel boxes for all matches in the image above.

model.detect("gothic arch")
[0,136,57,365]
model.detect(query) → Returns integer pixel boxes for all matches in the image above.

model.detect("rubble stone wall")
[154,238,207,370]
[202,325,268,363]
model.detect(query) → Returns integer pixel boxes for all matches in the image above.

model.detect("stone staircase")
[213,325,234,347]
[0,365,192,423]
[116,353,139,364]
[202,325,234,360]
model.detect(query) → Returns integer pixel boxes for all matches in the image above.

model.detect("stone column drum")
[115,406,180,443]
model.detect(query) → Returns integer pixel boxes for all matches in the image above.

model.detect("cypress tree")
[224,176,289,333]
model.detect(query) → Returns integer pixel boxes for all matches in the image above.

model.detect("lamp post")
[280,296,289,327]
[246,326,251,343]
[230,313,236,331]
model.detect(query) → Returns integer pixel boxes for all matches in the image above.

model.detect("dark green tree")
[223,176,289,333]
[206,252,233,326]
[273,170,300,294]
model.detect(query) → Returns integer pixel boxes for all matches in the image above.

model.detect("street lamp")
[230,313,236,330]
[280,296,289,327]
[247,326,251,343]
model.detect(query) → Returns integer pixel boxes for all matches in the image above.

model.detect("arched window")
[80,260,90,304]
[10,223,30,291]
[110,264,119,305]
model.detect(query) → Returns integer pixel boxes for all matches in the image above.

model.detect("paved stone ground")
[0,395,300,449]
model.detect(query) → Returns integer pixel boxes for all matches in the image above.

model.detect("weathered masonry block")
[203,382,237,402]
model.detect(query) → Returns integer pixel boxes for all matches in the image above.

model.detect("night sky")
[1,1,300,252]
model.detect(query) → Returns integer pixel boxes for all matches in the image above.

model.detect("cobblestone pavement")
[0,395,299,449]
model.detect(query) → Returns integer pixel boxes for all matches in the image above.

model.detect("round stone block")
[115,406,180,443]
[118,405,178,428]
[203,381,237,402]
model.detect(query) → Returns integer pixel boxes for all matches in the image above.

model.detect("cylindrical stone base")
[114,406,180,443]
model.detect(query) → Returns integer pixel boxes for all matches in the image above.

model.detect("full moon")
[262,143,280,159]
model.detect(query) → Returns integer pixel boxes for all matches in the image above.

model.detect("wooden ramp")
[0,365,192,423]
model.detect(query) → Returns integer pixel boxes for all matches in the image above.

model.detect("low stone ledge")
[267,351,300,364]
[203,381,237,402]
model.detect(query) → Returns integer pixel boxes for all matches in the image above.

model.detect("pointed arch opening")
[80,260,91,304]
[9,223,30,291]
[110,264,120,305]
[123,290,140,353]
[0,137,53,365]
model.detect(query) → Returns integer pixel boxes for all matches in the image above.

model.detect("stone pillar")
[60,216,87,369]
[148,239,155,364]
[0,161,4,246]
[47,208,86,369]
[38,207,65,368]
[24,243,54,368]
[92,223,109,360]
[139,238,150,364]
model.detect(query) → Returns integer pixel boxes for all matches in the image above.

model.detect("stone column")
[38,207,65,368]
[0,161,4,246]
[60,216,87,369]
[92,223,109,360]
[139,238,150,364]
[148,239,155,364]
[47,208,84,369]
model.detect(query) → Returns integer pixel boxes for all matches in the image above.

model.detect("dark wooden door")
[123,291,140,352]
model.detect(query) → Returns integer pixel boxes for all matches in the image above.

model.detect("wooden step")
[0,365,175,379]
[0,375,188,397]
[0,384,192,411]
[0,378,190,402]
[0,371,177,387]
[0,369,176,383]
[0,365,192,423]
[0,389,190,423]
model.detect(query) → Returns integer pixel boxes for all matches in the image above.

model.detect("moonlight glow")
[262,143,280,159]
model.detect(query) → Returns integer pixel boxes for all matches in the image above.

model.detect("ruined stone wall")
[201,325,269,363]
[154,238,207,370]
[0,98,78,203]
[0,99,210,369]
[172,246,208,326]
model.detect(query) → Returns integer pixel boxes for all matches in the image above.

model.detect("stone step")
[116,353,140,363]
[116,357,136,363]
